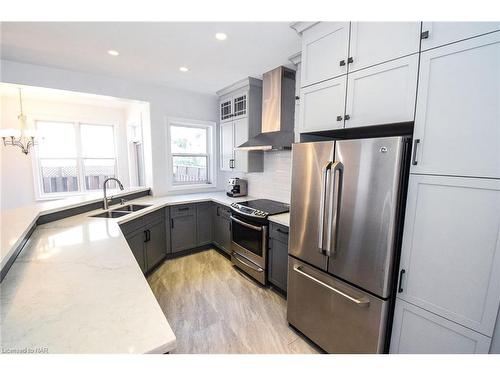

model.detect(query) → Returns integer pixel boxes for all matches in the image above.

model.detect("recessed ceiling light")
[179,66,189,72]
[215,32,227,41]
[107,50,119,56]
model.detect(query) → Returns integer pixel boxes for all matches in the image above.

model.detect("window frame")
[166,117,216,190]
[32,117,119,200]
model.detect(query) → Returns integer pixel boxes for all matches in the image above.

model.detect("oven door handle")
[232,252,264,273]
[230,216,263,231]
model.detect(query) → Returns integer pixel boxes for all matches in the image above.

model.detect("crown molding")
[289,22,320,35]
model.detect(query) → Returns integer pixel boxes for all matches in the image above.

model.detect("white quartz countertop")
[0,190,259,354]
[268,213,290,227]
[1,187,151,272]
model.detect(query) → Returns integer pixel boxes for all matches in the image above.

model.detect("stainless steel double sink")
[91,204,151,218]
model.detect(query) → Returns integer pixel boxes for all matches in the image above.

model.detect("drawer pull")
[233,252,263,273]
[293,265,370,307]
[276,228,288,235]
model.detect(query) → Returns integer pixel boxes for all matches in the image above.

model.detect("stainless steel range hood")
[238,66,296,151]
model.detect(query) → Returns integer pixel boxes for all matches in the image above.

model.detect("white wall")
[0,94,132,209]
[0,59,219,198]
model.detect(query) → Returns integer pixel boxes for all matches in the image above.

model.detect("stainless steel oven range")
[230,199,289,285]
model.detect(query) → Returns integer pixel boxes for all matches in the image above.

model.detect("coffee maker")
[227,178,247,197]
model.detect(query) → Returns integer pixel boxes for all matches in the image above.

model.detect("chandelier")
[1,88,37,155]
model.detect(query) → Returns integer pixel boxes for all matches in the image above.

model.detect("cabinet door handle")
[171,218,174,229]
[347,57,353,64]
[147,229,151,242]
[344,114,350,120]
[421,30,429,39]
[216,206,220,216]
[177,207,189,211]
[398,269,406,293]
[336,115,343,121]
[144,230,148,243]
[339,60,346,66]
[412,139,420,165]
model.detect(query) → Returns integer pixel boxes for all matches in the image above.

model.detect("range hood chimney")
[238,66,296,151]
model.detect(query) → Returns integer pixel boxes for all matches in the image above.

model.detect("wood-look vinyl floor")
[147,249,320,354]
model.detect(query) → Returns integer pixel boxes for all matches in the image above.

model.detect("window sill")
[168,183,218,192]
[35,187,148,202]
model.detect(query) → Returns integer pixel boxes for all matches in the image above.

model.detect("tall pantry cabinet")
[390,25,500,354]
[293,21,500,354]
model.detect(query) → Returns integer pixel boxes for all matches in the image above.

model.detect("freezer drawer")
[287,257,389,353]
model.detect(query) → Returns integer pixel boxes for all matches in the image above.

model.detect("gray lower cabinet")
[120,209,167,274]
[213,204,232,255]
[268,222,289,292]
[146,220,167,269]
[170,204,197,253]
[196,202,213,246]
[124,230,148,273]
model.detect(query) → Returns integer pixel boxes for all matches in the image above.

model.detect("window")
[168,120,215,186]
[35,120,118,197]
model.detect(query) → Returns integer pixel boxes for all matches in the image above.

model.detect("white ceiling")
[0,82,140,109]
[0,22,301,94]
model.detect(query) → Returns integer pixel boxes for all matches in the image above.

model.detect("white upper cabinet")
[299,75,347,132]
[344,54,418,128]
[217,78,263,173]
[219,91,248,123]
[348,22,421,72]
[390,299,491,354]
[301,22,350,87]
[220,118,263,173]
[220,122,234,171]
[421,22,500,51]
[398,174,500,337]
[412,32,500,178]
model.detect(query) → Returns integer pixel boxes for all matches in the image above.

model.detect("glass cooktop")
[236,199,290,215]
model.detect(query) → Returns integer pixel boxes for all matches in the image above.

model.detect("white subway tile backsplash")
[218,150,292,203]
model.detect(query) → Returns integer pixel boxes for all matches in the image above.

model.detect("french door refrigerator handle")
[326,161,344,257]
[293,265,370,307]
[318,161,333,253]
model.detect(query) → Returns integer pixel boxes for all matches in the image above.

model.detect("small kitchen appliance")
[227,178,247,197]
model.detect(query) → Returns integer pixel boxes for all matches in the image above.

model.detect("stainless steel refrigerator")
[287,136,411,353]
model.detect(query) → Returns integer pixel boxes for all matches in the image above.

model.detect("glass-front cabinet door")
[233,93,247,119]
[220,97,233,122]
